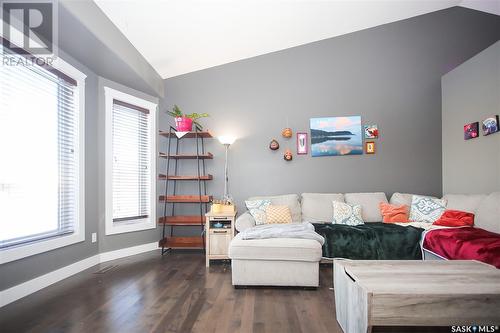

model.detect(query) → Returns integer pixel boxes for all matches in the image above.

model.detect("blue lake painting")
[310,116,363,157]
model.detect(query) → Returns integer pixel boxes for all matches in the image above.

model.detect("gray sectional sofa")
[228,192,500,287]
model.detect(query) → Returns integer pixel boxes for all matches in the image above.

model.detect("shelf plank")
[159,152,213,160]
[159,236,204,249]
[158,174,213,181]
[159,195,212,203]
[159,131,213,138]
[159,215,204,225]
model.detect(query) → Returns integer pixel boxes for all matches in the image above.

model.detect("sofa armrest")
[235,211,256,232]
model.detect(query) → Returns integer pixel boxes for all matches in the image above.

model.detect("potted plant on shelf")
[167,105,209,131]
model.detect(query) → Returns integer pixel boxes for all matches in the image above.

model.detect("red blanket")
[423,227,500,268]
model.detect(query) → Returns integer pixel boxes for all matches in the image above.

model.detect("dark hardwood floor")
[0,251,448,333]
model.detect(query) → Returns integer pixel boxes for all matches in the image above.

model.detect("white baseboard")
[0,255,99,308]
[99,242,159,263]
[0,241,159,308]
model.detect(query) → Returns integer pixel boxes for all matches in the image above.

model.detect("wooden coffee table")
[333,260,500,333]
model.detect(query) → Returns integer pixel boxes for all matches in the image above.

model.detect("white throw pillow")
[245,199,271,225]
[409,195,446,223]
[332,201,364,226]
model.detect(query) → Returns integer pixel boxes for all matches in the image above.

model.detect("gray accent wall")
[442,41,500,194]
[163,7,500,210]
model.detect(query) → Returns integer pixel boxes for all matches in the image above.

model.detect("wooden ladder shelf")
[158,174,213,181]
[158,127,213,252]
[159,236,204,249]
[159,152,213,159]
[159,195,212,203]
[159,131,212,138]
[159,215,204,226]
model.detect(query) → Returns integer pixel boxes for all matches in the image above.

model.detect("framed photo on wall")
[464,122,479,140]
[297,132,308,155]
[310,116,363,156]
[482,115,499,136]
[365,141,375,154]
[364,124,379,139]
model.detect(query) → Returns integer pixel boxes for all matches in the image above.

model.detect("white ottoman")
[228,233,322,287]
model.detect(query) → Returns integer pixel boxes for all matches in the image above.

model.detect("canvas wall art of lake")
[310,116,363,157]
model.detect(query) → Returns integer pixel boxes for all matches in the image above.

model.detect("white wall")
[442,41,500,194]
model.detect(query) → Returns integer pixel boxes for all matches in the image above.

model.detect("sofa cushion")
[248,194,301,223]
[265,205,292,224]
[228,233,322,262]
[235,211,256,232]
[344,192,388,222]
[442,194,486,214]
[475,192,500,234]
[301,193,344,223]
[389,192,415,208]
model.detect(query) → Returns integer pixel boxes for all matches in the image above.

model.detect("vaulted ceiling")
[94,0,500,79]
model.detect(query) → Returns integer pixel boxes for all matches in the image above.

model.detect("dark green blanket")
[313,223,423,260]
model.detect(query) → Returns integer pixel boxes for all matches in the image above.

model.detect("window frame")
[104,87,157,235]
[0,57,87,264]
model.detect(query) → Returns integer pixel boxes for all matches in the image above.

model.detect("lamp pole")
[223,143,230,201]
[218,136,235,203]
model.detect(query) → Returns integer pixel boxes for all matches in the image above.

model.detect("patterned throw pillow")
[245,199,271,225]
[265,205,292,224]
[409,195,447,223]
[332,201,364,226]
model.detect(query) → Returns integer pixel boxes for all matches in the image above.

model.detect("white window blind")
[111,99,151,223]
[0,45,80,249]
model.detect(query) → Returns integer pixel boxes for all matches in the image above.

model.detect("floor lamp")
[218,136,236,203]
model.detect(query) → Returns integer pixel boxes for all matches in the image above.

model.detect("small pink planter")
[175,117,193,131]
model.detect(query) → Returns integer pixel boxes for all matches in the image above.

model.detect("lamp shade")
[218,135,236,145]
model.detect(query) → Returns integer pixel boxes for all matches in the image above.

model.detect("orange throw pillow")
[379,202,409,223]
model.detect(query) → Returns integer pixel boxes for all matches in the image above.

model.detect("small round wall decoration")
[284,149,293,161]
[281,128,293,138]
[269,139,280,150]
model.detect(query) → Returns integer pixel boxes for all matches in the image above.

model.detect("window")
[104,87,157,235]
[0,44,86,264]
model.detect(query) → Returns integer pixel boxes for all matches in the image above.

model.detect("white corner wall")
[442,41,500,194]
